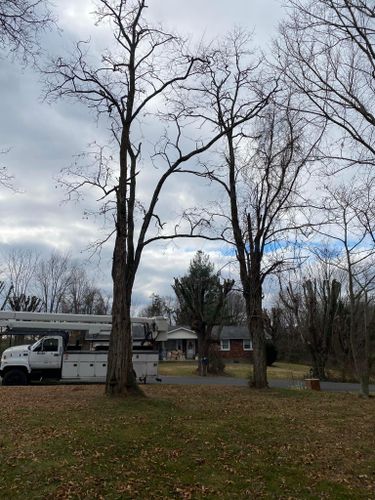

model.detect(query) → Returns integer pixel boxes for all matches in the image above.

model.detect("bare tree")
[0,0,54,61]
[276,0,375,168]
[5,249,39,297]
[224,291,247,326]
[279,274,341,380]
[139,293,174,324]
[81,288,111,315]
[263,303,306,363]
[314,178,375,396]
[61,267,88,314]
[62,266,111,315]
[35,252,74,313]
[235,103,318,388]
[46,2,271,396]
[0,280,13,310]
[194,39,320,388]
[0,157,15,190]
[0,250,110,314]
[8,293,42,311]
[0,1,55,190]
[0,249,42,311]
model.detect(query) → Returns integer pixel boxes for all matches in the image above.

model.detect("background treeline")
[141,249,375,385]
[0,250,110,314]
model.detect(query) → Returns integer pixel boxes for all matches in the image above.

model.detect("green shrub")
[266,342,278,366]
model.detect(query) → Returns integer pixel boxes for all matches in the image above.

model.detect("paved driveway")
[158,375,374,393]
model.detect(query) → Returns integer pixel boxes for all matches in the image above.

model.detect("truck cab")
[0,336,64,385]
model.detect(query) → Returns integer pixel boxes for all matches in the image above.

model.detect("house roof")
[168,325,192,332]
[160,324,270,341]
[217,326,251,340]
[166,325,252,340]
[167,326,197,340]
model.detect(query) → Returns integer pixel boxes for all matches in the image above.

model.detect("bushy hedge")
[266,342,278,366]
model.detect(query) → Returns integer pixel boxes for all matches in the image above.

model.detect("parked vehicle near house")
[0,311,168,385]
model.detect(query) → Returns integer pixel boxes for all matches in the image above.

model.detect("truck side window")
[42,338,59,352]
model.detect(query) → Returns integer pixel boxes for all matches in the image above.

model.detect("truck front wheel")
[2,369,29,386]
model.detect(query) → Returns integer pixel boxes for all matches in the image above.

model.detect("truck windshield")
[31,339,43,352]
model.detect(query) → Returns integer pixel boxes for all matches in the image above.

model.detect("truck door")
[29,337,62,370]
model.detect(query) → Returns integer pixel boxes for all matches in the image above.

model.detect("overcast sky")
[0,0,283,310]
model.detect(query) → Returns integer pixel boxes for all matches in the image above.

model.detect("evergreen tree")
[173,251,233,375]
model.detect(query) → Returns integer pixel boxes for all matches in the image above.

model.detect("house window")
[243,339,253,351]
[220,339,230,351]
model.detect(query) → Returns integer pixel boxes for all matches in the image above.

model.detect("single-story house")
[158,325,254,361]
[217,326,253,360]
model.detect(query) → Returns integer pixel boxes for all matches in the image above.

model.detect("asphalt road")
[158,375,375,393]
[0,374,372,393]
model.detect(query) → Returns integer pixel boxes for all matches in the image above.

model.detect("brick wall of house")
[220,339,252,360]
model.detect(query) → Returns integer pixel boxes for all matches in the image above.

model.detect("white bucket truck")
[0,311,168,386]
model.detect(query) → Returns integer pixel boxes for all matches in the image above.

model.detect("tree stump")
[304,378,321,391]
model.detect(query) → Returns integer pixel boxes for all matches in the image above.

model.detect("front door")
[186,340,195,359]
[29,337,62,370]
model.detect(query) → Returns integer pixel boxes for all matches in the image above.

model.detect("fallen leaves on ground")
[0,384,374,499]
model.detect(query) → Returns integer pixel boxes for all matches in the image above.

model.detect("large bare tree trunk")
[309,350,327,380]
[248,276,267,389]
[105,226,138,396]
[360,308,371,397]
[106,301,135,396]
[350,300,371,398]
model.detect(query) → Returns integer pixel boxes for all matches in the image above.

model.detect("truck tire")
[2,368,29,386]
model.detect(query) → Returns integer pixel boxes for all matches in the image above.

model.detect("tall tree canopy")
[0,0,54,61]
[276,0,375,168]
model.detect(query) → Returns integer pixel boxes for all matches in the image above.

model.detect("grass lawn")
[0,385,374,499]
[159,360,311,381]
